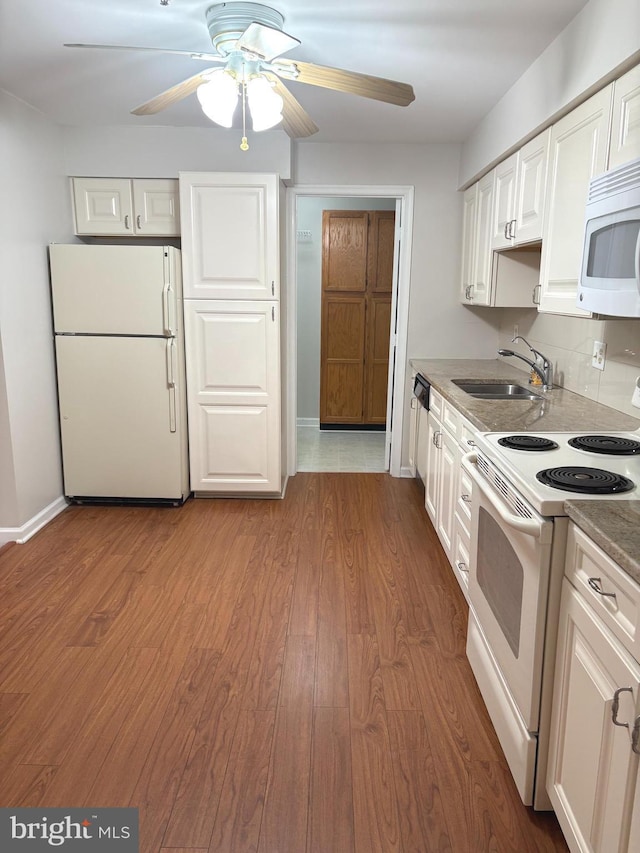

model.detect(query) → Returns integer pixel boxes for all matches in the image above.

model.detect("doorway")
[286,185,414,477]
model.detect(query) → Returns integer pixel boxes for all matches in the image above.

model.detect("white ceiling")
[0,0,590,145]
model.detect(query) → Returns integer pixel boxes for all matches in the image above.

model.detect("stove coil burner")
[498,435,559,451]
[536,466,635,494]
[568,435,640,455]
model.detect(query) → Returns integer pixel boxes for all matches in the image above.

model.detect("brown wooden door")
[320,210,395,426]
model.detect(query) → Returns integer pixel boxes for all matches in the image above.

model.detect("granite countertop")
[409,358,640,433]
[564,502,640,585]
[411,358,640,583]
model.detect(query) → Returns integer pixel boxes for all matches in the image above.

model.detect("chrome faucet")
[498,335,553,390]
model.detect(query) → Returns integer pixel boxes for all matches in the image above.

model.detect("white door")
[539,85,613,316]
[56,335,185,500]
[491,153,517,250]
[72,178,133,235]
[514,129,551,245]
[179,172,279,300]
[609,63,640,169]
[184,300,281,493]
[548,580,640,853]
[50,244,176,335]
[132,179,180,236]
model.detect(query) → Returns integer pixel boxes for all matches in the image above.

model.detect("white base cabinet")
[184,300,281,494]
[547,525,640,853]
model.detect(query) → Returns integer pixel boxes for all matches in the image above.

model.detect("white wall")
[460,0,640,186]
[296,195,396,421]
[63,125,292,181]
[0,90,73,536]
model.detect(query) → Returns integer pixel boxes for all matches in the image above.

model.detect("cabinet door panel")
[515,129,550,245]
[322,211,369,292]
[180,173,279,300]
[320,296,366,423]
[472,172,494,305]
[184,300,280,492]
[548,579,640,853]
[132,179,180,236]
[491,154,517,250]
[368,211,395,293]
[72,178,133,235]
[460,184,478,302]
[539,86,612,316]
[364,296,391,424]
[609,63,640,169]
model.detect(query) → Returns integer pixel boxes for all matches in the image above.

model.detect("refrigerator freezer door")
[50,244,177,336]
[55,335,187,500]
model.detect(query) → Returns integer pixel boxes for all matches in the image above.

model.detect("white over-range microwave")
[577,155,640,317]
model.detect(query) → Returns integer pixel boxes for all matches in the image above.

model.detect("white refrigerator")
[49,244,189,504]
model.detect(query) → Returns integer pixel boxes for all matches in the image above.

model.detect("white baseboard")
[0,496,68,546]
[399,466,415,478]
[297,418,320,428]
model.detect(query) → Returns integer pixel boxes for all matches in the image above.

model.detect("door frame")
[285,184,414,478]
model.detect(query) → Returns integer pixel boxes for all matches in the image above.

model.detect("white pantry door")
[179,172,279,300]
[184,300,281,494]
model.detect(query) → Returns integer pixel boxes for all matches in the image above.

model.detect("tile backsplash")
[498,309,640,418]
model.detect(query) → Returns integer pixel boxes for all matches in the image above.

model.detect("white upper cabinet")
[538,85,613,316]
[460,183,478,302]
[179,172,279,301]
[609,63,640,169]
[491,130,550,251]
[470,170,494,306]
[72,178,180,236]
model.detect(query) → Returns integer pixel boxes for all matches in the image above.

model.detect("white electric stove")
[473,430,640,516]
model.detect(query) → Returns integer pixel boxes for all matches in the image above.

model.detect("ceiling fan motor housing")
[206,2,285,56]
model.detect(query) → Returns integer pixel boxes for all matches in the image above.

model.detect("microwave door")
[579,209,640,315]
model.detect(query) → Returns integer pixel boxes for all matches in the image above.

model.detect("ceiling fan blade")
[236,22,300,61]
[274,59,415,107]
[264,74,318,138]
[64,43,224,62]
[131,70,213,116]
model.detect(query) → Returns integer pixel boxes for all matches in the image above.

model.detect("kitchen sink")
[452,380,543,401]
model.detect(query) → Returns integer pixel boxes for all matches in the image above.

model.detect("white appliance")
[577,155,640,316]
[50,244,189,504]
[461,430,640,809]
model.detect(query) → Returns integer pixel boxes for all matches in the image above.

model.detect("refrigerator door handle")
[162,280,176,336]
[166,338,177,433]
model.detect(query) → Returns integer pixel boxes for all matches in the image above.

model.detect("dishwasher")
[412,373,430,487]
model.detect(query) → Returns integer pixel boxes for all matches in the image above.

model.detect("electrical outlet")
[591,340,606,371]
[632,376,640,409]
[513,324,519,340]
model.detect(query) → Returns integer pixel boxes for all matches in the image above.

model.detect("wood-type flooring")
[0,473,568,852]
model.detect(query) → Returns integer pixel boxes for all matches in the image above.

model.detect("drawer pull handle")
[632,717,640,755]
[612,687,633,728]
[461,494,471,503]
[456,561,469,573]
[466,439,476,447]
[588,577,617,600]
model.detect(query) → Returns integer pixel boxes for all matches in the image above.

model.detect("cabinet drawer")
[456,464,473,526]
[452,524,471,602]
[429,388,443,420]
[459,416,477,453]
[565,523,640,660]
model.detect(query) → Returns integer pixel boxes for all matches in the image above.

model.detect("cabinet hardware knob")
[461,494,471,503]
[632,717,640,755]
[504,223,510,239]
[457,561,469,573]
[532,284,541,305]
[588,577,617,599]
[136,214,142,229]
[124,214,130,229]
[509,219,516,239]
[611,686,633,728]
[466,439,476,446]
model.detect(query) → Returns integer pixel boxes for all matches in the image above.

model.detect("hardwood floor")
[0,474,568,852]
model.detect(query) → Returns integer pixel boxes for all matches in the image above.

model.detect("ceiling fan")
[65,2,415,148]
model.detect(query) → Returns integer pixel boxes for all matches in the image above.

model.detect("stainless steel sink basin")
[452,380,542,401]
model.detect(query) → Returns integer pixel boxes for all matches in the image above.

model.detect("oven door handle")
[461,452,545,539]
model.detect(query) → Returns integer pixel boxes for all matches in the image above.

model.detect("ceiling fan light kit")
[64,1,415,150]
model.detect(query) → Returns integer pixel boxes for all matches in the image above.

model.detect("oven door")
[462,452,553,732]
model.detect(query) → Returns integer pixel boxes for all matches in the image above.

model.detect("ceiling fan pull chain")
[240,63,249,151]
